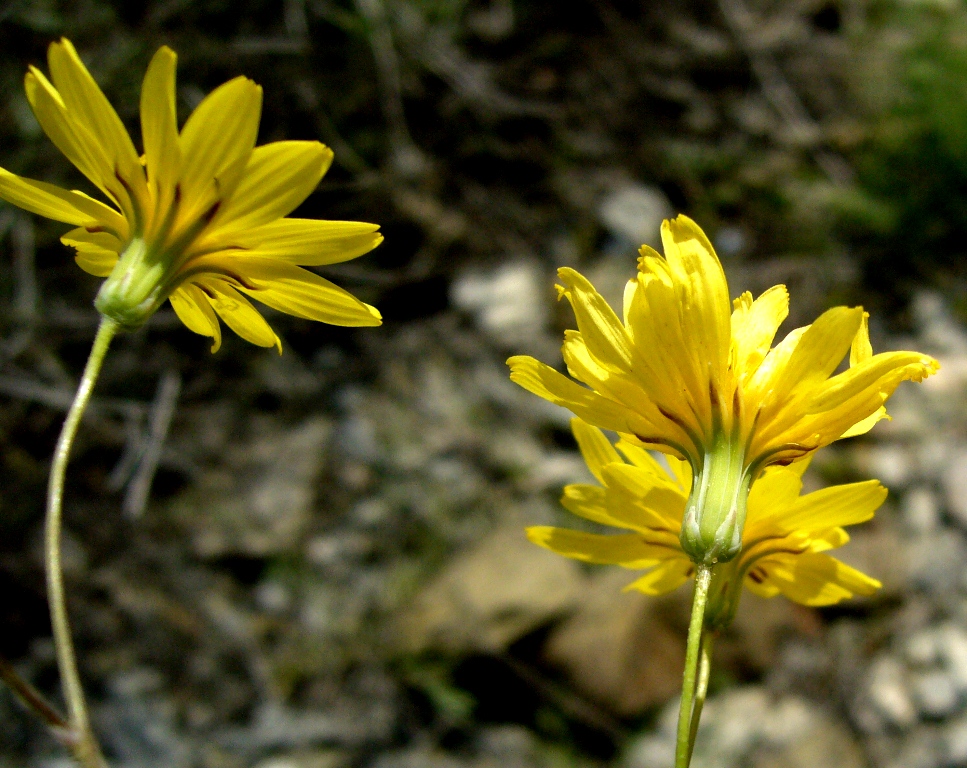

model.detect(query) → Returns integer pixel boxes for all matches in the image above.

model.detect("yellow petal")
[0,167,123,230]
[562,331,690,450]
[73,249,117,276]
[170,283,222,352]
[221,218,382,266]
[743,467,803,538]
[198,279,281,352]
[140,46,181,213]
[179,76,262,216]
[211,141,333,233]
[47,40,147,206]
[625,262,709,441]
[808,351,940,414]
[731,285,789,382]
[24,68,116,200]
[764,306,864,405]
[662,454,692,491]
[614,439,673,479]
[660,214,732,388]
[215,257,381,327]
[62,226,121,276]
[850,311,872,366]
[570,417,622,484]
[623,558,693,595]
[779,480,886,532]
[758,552,881,606]
[62,225,121,253]
[507,355,642,434]
[601,464,685,530]
[557,267,633,370]
[839,407,888,439]
[526,526,673,567]
[560,484,660,533]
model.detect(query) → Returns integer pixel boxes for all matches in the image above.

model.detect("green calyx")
[94,238,170,330]
[680,431,751,565]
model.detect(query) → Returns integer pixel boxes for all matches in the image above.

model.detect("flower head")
[0,39,383,349]
[508,215,937,562]
[528,418,884,628]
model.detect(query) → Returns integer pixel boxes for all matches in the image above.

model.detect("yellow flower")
[0,39,382,350]
[508,214,937,562]
[528,418,884,627]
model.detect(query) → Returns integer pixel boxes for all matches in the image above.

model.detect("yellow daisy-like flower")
[0,39,383,350]
[528,418,884,628]
[508,214,936,562]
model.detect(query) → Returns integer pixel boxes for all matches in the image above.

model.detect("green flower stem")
[686,631,714,766]
[674,564,712,768]
[46,317,118,768]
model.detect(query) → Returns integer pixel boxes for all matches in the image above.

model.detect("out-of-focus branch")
[717,0,854,184]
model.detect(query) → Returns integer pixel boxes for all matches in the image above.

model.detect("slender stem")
[674,564,712,768]
[686,632,714,765]
[46,317,118,768]
[0,653,70,731]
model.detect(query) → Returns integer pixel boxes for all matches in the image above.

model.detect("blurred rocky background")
[1,0,967,766]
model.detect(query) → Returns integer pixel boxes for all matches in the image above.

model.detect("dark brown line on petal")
[201,200,222,224]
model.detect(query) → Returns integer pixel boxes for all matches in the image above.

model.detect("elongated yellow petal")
[570,418,622,484]
[74,249,117,276]
[660,214,731,388]
[560,484,661,533]
[140,46,181,214]
[209,257,381,327]
[561,331,692,450]
[62,227,120,276]
[759,552,881,606]
[731,285,789,383]
[24,68,116,199]
[808,351,939,413]
[0,168,125,234]
[626,263,709,438]
[507,356,645,434]
[211,141,332,233]
[622,558,693,595]
[765,306,864,405]
[170,284,222,352]
[839,407,888,439]
[179,76,262,216]
[850,312,872,366]
[526,526,673,567]
[221,218,382,266]
[601,464,685,530]
[557,267,633,370]
[198,279,281,352]
[779,480,886,532]
[47,39,148,208]
[743,467,803,538]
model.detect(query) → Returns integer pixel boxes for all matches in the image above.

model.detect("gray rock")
[623,687,865,768]
[943,449,967,529]
[397,518,585,654]
[171,417,332,557]
[450,261,550,350]
[911,670,960,719]
[865,655,917,729]
[903,487,941,534]
[543,569,685,715]
[597,182,671,247]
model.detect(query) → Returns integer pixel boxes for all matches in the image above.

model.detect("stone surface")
[543,569,685,715]
[397,519,585,653]
[170,417,332,557]
[622,688,865,768]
